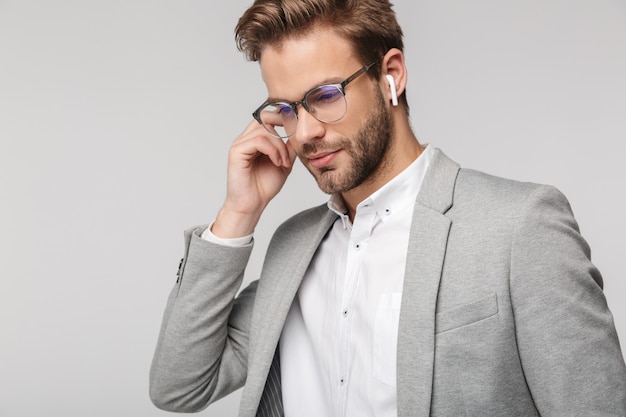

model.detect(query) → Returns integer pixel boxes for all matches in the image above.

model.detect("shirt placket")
[337,203,377,416]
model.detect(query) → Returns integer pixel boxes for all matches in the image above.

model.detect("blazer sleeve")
[510,185,626,415]
[149,225,257,412]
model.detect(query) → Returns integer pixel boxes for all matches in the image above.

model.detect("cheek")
[330,97,373,138]
[343,84,380,124]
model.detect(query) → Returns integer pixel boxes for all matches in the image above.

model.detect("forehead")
[259,28,361,100]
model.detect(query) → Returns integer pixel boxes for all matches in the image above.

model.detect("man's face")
[260,28,393,195]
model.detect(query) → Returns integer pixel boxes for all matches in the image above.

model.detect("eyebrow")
[266,76,344,103]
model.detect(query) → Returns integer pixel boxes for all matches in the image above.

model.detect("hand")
[212,120,296,238]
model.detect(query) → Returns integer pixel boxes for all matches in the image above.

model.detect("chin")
[315,170,356,195]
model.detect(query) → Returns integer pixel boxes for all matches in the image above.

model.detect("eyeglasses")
[252,60,379,139]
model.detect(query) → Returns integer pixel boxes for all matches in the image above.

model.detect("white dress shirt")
[280,145,434,417]
[202,145,434,417]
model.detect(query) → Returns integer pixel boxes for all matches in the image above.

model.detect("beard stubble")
[299,87,393,195]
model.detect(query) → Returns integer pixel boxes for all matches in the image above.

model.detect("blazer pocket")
[435,294,498,334]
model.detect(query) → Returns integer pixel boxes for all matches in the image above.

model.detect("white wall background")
[1,0,624,416]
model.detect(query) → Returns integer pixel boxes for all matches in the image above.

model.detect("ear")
[380,48,407,106]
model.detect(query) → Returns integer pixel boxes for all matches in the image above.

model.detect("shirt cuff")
[201,220,253,247]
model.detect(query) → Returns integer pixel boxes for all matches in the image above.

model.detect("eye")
[309,85,343,105]
[275,103,294,116]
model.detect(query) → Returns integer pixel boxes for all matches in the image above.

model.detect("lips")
[307,150,340,169]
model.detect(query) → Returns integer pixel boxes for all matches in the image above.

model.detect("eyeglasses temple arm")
[340,60,380,88]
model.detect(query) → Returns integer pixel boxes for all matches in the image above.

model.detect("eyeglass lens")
[258,84,347,138]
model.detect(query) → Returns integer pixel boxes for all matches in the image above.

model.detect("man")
[150,0,626,416]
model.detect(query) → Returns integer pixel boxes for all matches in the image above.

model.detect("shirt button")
[342,309,349,317]
[385,208,391,215]
[340,377,345,385]
[355,243,361,249]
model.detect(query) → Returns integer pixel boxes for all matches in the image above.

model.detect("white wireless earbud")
[385,74,398,106]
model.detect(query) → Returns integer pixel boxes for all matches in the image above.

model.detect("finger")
[284,139,297,168]
[248,122,292,167]
[258,111,286,138]
[232,133,288,168]
[234,118,293,168]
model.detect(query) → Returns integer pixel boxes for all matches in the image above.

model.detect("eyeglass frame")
[252,59,380,138]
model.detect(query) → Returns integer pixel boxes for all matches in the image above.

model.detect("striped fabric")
[256,348,284,417]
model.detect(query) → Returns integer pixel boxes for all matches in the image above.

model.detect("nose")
[293,106,325,144]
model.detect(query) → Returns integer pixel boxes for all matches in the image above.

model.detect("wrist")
[212,206,262,239]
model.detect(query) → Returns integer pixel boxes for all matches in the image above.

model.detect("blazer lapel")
[240,207,338,417]
[397,149,460,417]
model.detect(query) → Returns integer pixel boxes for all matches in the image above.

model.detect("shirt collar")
[327,144,435,229]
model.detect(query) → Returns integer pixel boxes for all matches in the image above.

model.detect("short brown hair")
[235,0,404,82]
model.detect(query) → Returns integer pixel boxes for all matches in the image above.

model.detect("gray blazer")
[150,149,626,416]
